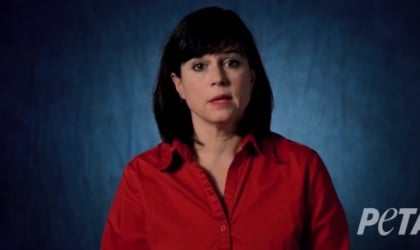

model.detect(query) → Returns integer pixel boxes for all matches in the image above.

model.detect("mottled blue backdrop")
[2,0,420,249]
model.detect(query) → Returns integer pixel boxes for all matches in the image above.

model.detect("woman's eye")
[192,63,205,71]
[224,59,240,68]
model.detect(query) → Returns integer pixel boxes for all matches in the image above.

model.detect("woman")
[101,6,349,250]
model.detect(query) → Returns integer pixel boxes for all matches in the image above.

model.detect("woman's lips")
[209,95,232,102]
[209,95,232,107]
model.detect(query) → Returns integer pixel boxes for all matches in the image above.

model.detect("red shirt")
[101,132,349,250]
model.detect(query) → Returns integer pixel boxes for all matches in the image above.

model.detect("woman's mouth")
[209,95,232,102]
[209,95,233,107]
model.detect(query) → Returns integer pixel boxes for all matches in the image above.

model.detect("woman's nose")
[210,65,228,86]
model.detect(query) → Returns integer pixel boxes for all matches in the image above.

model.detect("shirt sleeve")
[100,162,149,250]
[303,151,349,250]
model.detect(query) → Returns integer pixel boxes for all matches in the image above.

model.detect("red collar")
[155,133,265,171]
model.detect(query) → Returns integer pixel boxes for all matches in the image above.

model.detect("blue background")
[2,0,419,249]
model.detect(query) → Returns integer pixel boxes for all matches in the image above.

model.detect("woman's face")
[171,50,255,130]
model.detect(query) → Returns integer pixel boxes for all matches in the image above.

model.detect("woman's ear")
[171,73,185,99]
[251,70,256,86]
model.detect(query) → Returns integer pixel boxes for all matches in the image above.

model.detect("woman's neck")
[194,131,241,157]
[192,120,242,159]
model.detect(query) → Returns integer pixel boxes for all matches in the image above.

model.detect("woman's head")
[153,6,274,144]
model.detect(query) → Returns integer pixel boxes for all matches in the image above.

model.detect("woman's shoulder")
[125,141,175,172]
[260,131,319,163]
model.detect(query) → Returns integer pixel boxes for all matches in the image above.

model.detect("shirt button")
[220,225,227,232]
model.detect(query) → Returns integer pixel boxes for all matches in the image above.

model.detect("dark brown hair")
[153,6,274,144]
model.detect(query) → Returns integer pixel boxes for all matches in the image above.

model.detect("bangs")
[177,29,248,62]
[167,8,253,72]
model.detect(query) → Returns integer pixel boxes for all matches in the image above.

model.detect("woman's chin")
[207,116,240,127]
[192,111,242,128]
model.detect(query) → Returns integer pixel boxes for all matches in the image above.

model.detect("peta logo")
[357,208,420,235]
